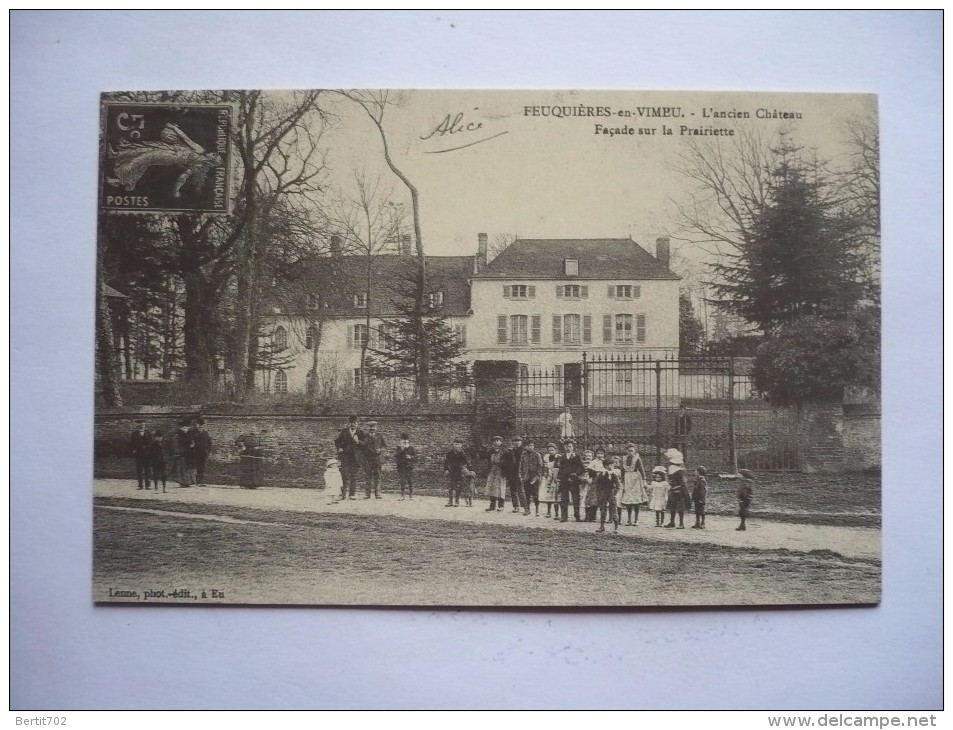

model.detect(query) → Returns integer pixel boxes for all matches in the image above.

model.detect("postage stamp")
[99,101,233,214]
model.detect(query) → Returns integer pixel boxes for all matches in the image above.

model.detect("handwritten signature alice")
[420,109,508,154]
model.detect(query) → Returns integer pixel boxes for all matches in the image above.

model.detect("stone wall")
[95,409,476,489]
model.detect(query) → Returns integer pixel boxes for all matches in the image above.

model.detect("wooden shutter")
[633,285,641,299]
[603,315,612,343]
[583,315,592,344]
[531,315,541,343]
[636,314,646,343]
[552,315,562,344]
[528,285,536,299]
[460,325,467,348]
[555,285,563,298]
[608,285,615,298]
[503,285,510,298]
[497,315,507,343]
[581,285,589,299]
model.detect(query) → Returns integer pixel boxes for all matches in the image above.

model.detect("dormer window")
[354,292,368,308]
[564,259,579,276]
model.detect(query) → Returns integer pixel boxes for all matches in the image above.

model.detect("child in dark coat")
[443,438,474,507]
[149,430,168,493]
[737,469,754,531]
[394,433,418,500]
[691,466,708,529]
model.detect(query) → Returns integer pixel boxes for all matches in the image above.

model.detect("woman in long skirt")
[236,431,265,489]
[176,420,197,486]
[484,436,507,511]
[619,444,649,525]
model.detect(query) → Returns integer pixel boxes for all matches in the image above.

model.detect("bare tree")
[839,113,881,301]
[325,170,407,398]
[338,90,433,402]
[487,232,516,262]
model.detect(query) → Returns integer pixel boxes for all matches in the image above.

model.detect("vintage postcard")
[94,89,880,606]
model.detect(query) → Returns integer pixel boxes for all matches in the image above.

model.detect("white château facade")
[257,234,679,399]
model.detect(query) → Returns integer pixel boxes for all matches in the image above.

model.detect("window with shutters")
[510,315,529,344]
[636,314,646,343]
[454,324,467,348]
[305,326,317,349]
[531,315,541,344]
[614,367,633,392]
[274,370,288,394]
[583,315,592,343]
[563,284,586,299]
[353,292,368,308]
[562,313,581,344]
[615,314,633,343]
[497,315,508,343]
[352,324,369,348]
[505,284,533,299]
[273,325,288,350]
[353,368,362,388]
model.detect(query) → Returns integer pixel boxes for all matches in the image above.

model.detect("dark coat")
[395,446,418,472]
[675,411,692,436]
[500,446,524,482]
[130,429,151,459]
[194,428,212,458]
[335,427,366,466]
[556,453,586,486]
[443,449,472,479]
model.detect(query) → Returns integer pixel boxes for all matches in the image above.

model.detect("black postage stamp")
[100,102,233,214]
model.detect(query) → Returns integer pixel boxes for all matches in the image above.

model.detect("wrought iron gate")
[515,353,800,470]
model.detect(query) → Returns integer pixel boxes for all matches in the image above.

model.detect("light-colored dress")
[541,453,559,503]
[648,479,670,512]
[619,454,649,505]
[323,465,342,492]
[485,450,506,500]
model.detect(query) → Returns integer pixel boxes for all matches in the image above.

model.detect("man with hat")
[334,415,366,500]
[129,418,152,490]
[362,420,387,499]
[500,435,526,513]
[193,418,213,486]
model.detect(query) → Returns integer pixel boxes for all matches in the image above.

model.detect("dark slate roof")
[476,238,679,280]
[272,254,474,318]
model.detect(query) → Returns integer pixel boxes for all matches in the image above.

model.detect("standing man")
[555,405,575,443]
[674,404,692,463]
[556,440,586,522]
[362,421,387,499]
[500,435,525,514]
[129,419,152,490]
[334,415,366,501]
[194,418,213,486]
[519,439,545,516]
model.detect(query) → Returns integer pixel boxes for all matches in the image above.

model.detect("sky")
[311,89,877,271]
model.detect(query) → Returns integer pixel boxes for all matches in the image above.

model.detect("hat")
[367,421,378,427]
[326,458,339,467]
[348,415,358,424]
[491,435,504,443]
[511,435,523,442]
[546,442,558,449]
[664,448,684,465]
[400,433,410,440]
[652,465,667,475]
[625,442,636,449]
[695,466,708,476]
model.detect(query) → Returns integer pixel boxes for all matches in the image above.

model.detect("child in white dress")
[323,458,343,495]
[648,466,670,527]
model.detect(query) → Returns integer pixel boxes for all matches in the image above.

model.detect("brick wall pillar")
[473,360,519,446]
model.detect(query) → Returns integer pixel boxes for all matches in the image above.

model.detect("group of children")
[321,433,754,532]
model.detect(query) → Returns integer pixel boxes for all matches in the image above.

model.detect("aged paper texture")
[93,89,880,606]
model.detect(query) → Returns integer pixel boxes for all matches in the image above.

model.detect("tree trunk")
[182,269,217,393]
[96,262,123,406]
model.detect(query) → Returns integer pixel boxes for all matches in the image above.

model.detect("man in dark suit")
[334,415,366,500]
[129,419,152,490]
[500,435,525,513]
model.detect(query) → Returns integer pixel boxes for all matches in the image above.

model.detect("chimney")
[330,235,342,257]
[655,236,671,269]
[400,234,413,257]
[475,232,488,273]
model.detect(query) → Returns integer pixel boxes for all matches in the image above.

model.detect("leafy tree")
[751,309,879,406]
[678,293,706,356]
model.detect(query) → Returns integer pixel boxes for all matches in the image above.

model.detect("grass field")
[94,502,880,607]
